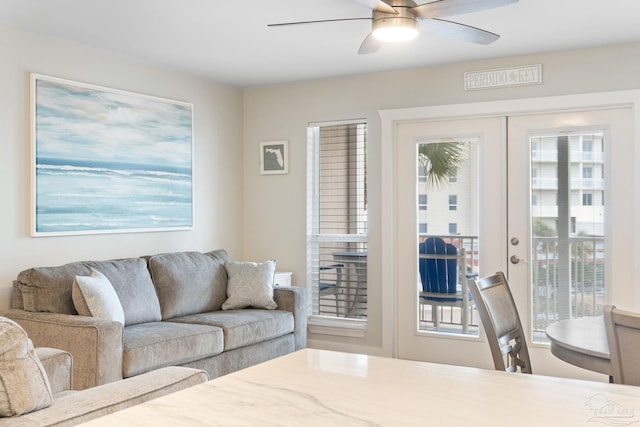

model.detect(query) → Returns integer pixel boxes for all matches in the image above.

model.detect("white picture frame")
[30,73,194,236]
[260,141,289,175]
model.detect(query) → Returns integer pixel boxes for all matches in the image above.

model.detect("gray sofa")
[2,347,208,426]
[2,249,307,390]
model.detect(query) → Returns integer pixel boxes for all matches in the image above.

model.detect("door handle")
[510,255,521,264]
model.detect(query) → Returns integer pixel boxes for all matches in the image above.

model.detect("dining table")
[545,316,611,377]
[80,348,640,426]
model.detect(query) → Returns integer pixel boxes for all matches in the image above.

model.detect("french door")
[394,106,634,377]
[395,116,506,368]
[507,108,634,349]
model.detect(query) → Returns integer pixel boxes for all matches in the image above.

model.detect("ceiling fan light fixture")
[371,14,419,43]
[372,25,418,43]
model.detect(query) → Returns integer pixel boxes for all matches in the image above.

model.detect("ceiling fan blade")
[355,0,398,14]
[358,32,384,55]
[412,0,518,19]
[268,17,371,27]
[420,18,499,44]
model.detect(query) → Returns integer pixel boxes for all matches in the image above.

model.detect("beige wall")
[0,26,245,309]
[3,23,639,355]
[243,42,640,353]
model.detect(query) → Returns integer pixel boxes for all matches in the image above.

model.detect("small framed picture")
[260,141,289,175]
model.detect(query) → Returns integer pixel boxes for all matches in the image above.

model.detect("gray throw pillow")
[222,260,277,310]
[72,268,125,325]
[0,317,53,417]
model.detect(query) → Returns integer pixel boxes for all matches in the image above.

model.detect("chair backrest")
[469,271,532,374]
[603,305,640,386]
[419,237,458,294]
[319,264,343,290]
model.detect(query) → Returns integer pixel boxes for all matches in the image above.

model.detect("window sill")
[307,315,367,338]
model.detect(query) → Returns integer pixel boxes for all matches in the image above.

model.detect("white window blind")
[307,121,367,319]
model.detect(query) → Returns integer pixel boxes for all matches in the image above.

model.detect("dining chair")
[318,263,343,316]
[418,237,476,334]
[603,305,640,386]
[469,271,532,373]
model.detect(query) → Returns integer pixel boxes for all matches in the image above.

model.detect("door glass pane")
[417,138,479,335]
[530,131,605,343]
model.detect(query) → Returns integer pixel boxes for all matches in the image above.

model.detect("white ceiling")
[1,0,640,88]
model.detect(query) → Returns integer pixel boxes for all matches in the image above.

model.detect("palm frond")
[418,141,467,189]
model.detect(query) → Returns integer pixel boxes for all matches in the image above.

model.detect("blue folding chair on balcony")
[419,237,476,334]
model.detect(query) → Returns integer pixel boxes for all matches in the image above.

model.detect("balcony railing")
[531,150,604,163]
[319,232,605,336]
[416,234,605,340]
[316,236,367,319]
[418,234,479,272]
[531,177,604,190]
[531,235,605,342]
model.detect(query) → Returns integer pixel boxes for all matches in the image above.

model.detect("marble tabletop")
[81,348,640,426]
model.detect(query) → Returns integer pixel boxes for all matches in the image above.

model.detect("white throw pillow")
[0,317,53,417]
[72,268,125,325]
[222,260,277,310]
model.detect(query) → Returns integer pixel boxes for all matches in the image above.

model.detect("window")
[419,195,427,211]
[418,164,427,183]
[582,166,593,187]
[448,223,458,234]
[307,120,367,320]
[582,136,593,161]
[582,192,593,206]
[448,195,457,211]
[419,223,428,234]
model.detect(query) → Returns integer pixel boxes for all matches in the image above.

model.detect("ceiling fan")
[268,0,518,54]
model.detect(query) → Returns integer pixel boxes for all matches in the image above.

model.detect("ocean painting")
[31,74,193,235]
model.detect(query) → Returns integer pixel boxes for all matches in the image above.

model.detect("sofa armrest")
[273,286,307,350]
[1,309,123,390]
[35,347,73,395]
[0,366,209,427]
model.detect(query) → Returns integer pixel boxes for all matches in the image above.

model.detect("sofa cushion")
[123,322,224,377]
[16,258,161,326]
[148,251,229,320]
[222,260,277,310]
[0,317,52,417]
[170,309,294,351]
[72,269,125,325]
